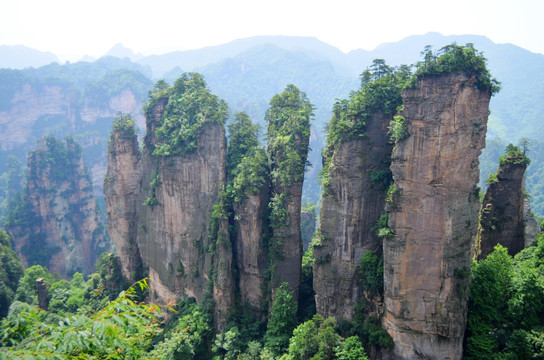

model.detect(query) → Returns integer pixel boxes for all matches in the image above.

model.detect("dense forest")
[0,37,543,359]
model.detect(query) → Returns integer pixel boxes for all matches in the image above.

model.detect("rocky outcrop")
[523,198,539,247]
[313,113,392,320]
[233,188,270,311]
[106,85,234,327]
[103,126,143,281]
[136,122,232,312]
[477,153,528,259]
[384,73,490,359]
[7,136,110,278]
[266,85,312,299]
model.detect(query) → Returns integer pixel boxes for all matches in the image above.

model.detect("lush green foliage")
[112,112,137,139]
[411,43,500,95]
[321,60,409,192]
[226,112,268,203]
[0,231,24,318]
[387,114,408,142]
[148,299,213,360]
[498,143,531,167]
[336,336,368,360]
[267,84,313,188]
[324,60,410,149]
[465,237,544,359]
[264,283,299,355]
[147,73,229,157]
[226,112,260,179]
[231,148,269,203]
[1,279,161,359]
[284,314,341,360]
[358,252,384,296]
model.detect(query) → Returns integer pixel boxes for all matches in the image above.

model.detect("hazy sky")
[1,0,542,61]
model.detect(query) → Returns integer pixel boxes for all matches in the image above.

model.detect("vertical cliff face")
[137,122,231,307]
[106,74,234,327]
[477,151,529,259]
[7,136,109,278]
[314,113,392,320]
[384,73,490,359]
[233,187,270,311]
[103,120,143,281]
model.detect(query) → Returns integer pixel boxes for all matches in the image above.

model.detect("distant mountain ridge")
[1,32,544,214]
[0,45,59,69]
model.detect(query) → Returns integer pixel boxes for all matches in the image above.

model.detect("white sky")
[1,0,543,61]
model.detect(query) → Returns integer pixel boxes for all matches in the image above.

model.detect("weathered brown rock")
[477,158,528,259]
[384,73,490,359]
[233,188,270,312]
[36,278,49,311]
[8,137,109,278]
[136,123,233,320]
[106,95,234,328]
[104,128,143,281]
[313,113,392,320]
[523,197,539,247]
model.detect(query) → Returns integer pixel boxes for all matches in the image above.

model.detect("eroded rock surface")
[384,73,490,359]
[477,157,528,259]
[313,113,392,320]
[8,137,109,278]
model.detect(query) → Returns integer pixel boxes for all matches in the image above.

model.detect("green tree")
[266,84,313,188]
[1,279,161,359]
[465,245,514,358]
[149,73,229,157]
[412,43,500,95]
[0,231,24,318]
[264,283,298,355]
[13,265,55,306]
[336,336,369,360]
[227,112,260,180]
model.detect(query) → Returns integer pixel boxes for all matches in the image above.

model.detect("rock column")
[384,73,490,359]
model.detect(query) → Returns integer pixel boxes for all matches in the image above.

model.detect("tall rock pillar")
[104,120,143,281]
[314,113,392,319]
[477,149,529,259]
[384,73,490,359]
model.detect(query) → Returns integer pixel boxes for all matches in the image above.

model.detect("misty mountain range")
[1,32,544,214]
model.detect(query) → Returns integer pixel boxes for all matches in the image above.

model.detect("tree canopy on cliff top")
[413,43,500,95]
[145,73,229,157]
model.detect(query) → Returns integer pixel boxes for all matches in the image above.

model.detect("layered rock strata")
[477,155,528,259]
[313,113,392,320]
[384,73,490,359]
